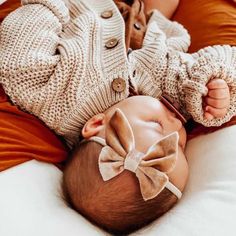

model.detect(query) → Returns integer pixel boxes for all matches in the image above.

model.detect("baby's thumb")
[204,111,214,120]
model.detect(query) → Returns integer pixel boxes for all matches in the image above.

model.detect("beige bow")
[97,109,180,201]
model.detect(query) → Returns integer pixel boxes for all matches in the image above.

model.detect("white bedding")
[0,126,236,236]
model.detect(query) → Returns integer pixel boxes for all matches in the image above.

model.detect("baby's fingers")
[204,111,214,120]
[204,96,229,109]
[205,106,227,119]
[207,79,228,90]
[207,88,229,99]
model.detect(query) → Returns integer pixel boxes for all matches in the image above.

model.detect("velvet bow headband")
[88,109,182,201]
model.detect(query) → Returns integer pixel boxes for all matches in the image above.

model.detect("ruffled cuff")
[183,55,236,127]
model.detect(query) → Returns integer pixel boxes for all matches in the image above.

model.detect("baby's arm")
[204,79,230,120]
[143,0,179,19]
[182,52,236,127]
[0,0,70,129]
[146,3,190,53]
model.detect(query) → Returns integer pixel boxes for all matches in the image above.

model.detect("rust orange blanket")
[0,86,67,171]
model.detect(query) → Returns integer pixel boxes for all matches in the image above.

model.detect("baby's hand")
[204,79,230,120]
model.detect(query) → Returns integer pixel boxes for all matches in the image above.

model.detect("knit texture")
[1,0,236,145]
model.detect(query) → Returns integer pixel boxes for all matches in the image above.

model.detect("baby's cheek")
[179,127,187,149]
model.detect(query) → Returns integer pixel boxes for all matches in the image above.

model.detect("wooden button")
[134,22,141,30]
[105,38,119,49]
[111,78,126,92]
[101,10,113,19]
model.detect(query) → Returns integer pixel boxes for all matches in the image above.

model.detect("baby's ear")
[82,114,105,139]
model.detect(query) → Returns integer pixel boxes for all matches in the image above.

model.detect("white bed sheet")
[0,126,236,236]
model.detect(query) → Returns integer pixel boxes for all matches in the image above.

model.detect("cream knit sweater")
[1,0,236,145]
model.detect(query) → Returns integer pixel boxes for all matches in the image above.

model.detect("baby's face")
[105,95,189,192]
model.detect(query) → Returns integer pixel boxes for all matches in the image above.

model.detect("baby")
[63,96,189,234]
[63,87,229,234]
[0,0,234,234]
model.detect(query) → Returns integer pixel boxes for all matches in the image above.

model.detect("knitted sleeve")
[132,30,236,127]
[0,0,71,132]
[182,52,236,127]
[149,10,190,52]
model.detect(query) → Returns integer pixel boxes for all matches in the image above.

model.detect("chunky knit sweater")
[1,0,236,145]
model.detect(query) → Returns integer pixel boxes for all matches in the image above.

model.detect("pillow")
[1,126,236,236]
[0,160,105,236]
[0,0,20,22]
[134,126,236,235]
[173,0,236,52]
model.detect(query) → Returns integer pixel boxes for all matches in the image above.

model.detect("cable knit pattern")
[1,0,236,146]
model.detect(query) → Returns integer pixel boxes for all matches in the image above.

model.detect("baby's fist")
[204,79,230,120]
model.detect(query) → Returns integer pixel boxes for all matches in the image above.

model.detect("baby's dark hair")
[62,140,178,235]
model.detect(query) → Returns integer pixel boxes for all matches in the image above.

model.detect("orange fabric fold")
[173,0,236,53]
[0,0,21,22]
[0,85,68,171]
